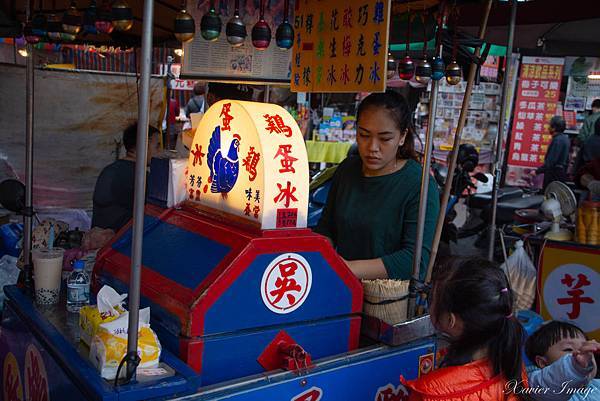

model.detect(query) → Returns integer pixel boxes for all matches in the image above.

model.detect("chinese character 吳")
[270,261,302,305]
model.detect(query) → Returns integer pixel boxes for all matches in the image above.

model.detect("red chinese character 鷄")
[242,147,261,181]
[264,114,292,137]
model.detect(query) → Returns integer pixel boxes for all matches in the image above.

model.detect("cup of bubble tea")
[32,248,64,305]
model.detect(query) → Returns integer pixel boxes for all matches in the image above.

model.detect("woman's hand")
[340,257,389,280]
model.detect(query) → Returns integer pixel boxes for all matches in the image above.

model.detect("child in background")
[526,321,600,401]
[402,258,527,401]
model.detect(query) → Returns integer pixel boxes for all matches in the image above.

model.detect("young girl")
[314,91,440,280]
[403,258,528,400]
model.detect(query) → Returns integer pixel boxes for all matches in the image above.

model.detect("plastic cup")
[32,248,64,305]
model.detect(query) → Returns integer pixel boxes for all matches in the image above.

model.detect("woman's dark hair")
[525,321,586,365]
[356,90,417,160]
[431,257,524,394]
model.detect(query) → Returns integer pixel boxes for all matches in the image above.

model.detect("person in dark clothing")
[578,117,600,166]
[92,124,160,232]
[536,115,570,189]
[184,82,206,118]
[314,91,440,280]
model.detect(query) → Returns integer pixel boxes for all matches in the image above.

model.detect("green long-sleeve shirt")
[578,112,600,143]
[314,156,440,281]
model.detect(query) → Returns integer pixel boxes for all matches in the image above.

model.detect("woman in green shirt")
[315,91,440,281]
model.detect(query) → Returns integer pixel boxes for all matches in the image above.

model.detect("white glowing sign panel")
[185,100,309,229]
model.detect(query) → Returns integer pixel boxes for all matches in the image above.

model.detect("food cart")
[0,99,437,401]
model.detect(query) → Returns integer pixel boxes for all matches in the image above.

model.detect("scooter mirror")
[473,172,488,183]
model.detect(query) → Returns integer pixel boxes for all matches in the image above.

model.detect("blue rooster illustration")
[207,125,240,195]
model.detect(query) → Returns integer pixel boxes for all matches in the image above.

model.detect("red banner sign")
[507,57,564,168]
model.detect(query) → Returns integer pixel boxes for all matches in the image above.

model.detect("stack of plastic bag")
[89,307,161,380]
[500,240,537,311]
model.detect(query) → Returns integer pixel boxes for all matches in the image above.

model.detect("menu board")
[505,56,564,186]
[291,0,391,93]
[181,0,293,83]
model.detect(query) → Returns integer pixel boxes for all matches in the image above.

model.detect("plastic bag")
[500,240,536,311]
[79,285,127,345]
[0,255,20,307]
[89,307,161,380]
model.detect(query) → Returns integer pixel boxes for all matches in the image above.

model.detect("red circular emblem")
[261,253,312,314]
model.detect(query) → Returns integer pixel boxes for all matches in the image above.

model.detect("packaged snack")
[79,285,127,345]
[89,308,161,380]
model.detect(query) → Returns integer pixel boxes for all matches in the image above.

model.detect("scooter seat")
[495,195,545,224]
[470,186,523,209]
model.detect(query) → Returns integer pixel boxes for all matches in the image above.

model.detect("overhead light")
[174,48,184,57]
[97,52,106,58]
[18,48,29,57]
[588,74,600,80]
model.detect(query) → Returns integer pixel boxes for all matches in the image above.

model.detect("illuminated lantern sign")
[186,100,309,229]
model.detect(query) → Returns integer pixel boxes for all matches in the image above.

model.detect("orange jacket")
[402,359,527,401]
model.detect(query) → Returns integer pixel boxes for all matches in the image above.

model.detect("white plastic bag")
[79,285,127,345]
[500,240,536,311]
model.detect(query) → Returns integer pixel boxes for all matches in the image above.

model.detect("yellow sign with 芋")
[291,0,391,93]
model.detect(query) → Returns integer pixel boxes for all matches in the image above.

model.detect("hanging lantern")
[83,0,98,34]
[275,0,293,49]
[111,0,133,32]
[387,51,397,79]
[398,55,415,80]
[47,14,63,41]
[415,59,432,84]
[251,0,271,50]
[62,1,82,35]
[414,12,431,84]
[200,2,222,41]
[95,0,113,34]
[226,0,246,46]
[445,61,462,85]
[174,9,195,43]
[431,56,445,81]
[398,11,414,80]
[24,22,41,44]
